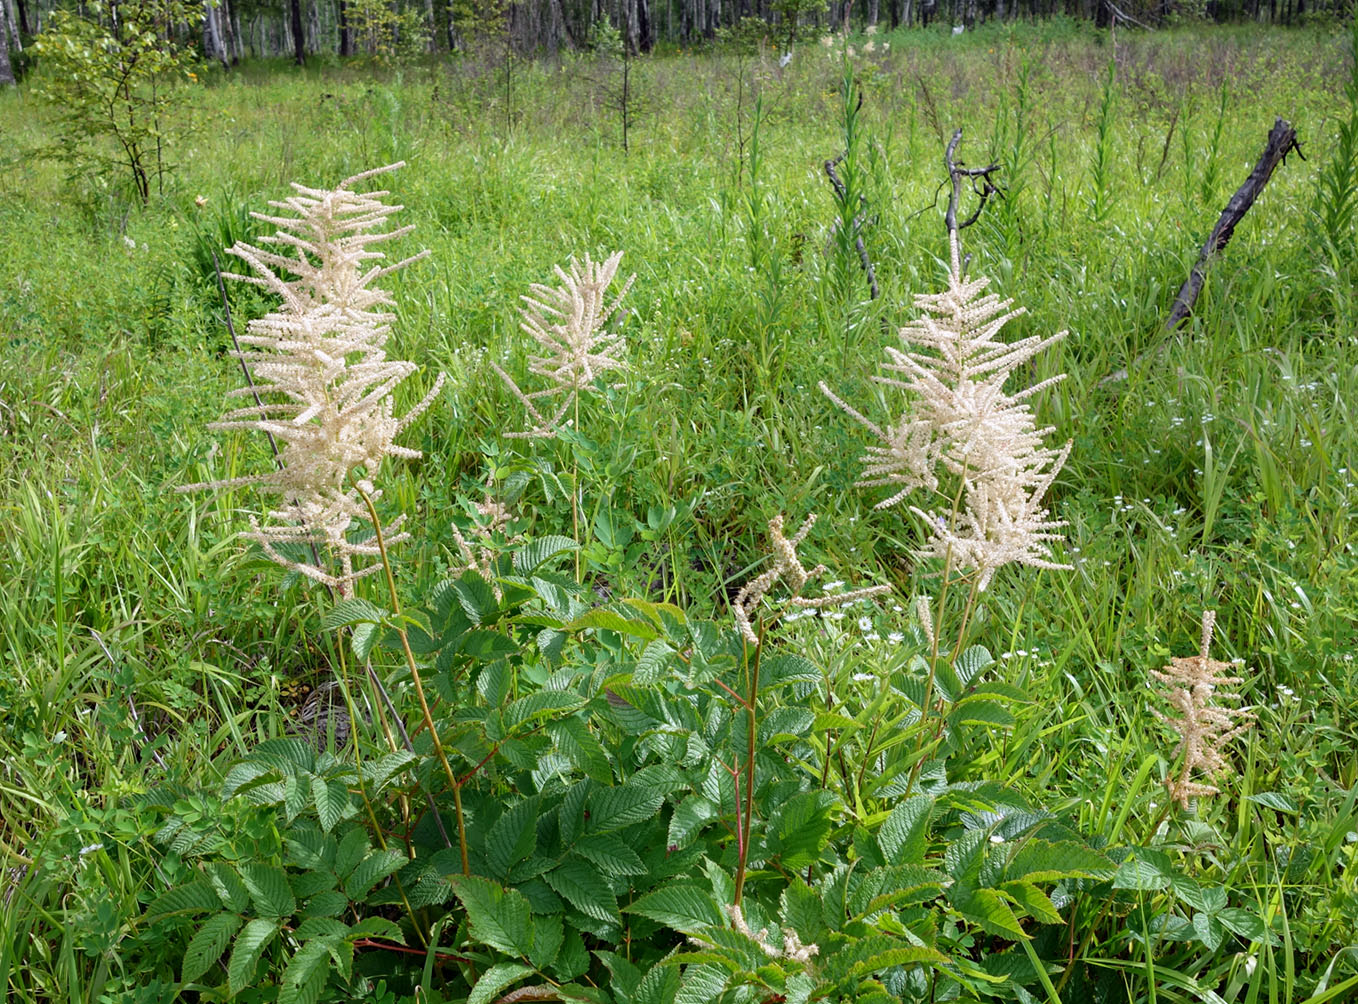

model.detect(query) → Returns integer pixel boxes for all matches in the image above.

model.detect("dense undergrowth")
[0,17,1356,1004]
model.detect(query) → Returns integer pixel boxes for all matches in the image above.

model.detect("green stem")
[733,623,765,906]
[355,483,469,876]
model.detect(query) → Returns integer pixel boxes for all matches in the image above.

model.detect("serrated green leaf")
[352,621,379,662]
[228,918,278,994]
[952,886,1028,940]
[279,939,331,1004]
[182,912,242,983]
[361,751,417,789]
[290,869,336,900]
[486,798,540,880]
[675,963,728,1004]
[633,962,680,1004]
[666,795,718,852]
[528,912,563,969]
[1007,839,1114,882]
[1001,880,1064,925]
[506,690,586,731]
[469,962,536,1004]
[347,916,405,942]
[568,608,658,640]
[1245,791,1299,814]
[1112,858,1170,891]
[321,597,386,631]
[513,535,579,574]
[302,889,348,918]
[293,916,349,940]
[633,639,676,685]
[848,945,951,977]
[767,790,835,869]
[311,776,353,833]
[549,717,613,784]
[205,863,249,914]
[462,628,519,661]
[625,883,724,933]
[572,834,647,876]
[239,863,296,919]
[448,875,535,956]
[955,645,994,685]
[588,783,664,833]
[334,827,368,879]
[878,794,933,865]
[759,706,816,743]
[761,653,822,690]
[949,698,1015,728]
[544,858,619,922]
[343,848,406,900]
[453,571,500,625]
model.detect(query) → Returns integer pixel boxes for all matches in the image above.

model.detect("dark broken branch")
[1165,117,1303,330]
[824,153,880,300]
[943,129,1003,268]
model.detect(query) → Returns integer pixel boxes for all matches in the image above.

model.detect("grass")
[0,15,1356,1003]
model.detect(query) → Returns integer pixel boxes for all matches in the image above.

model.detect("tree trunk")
[290,0,305,63]
[0,0,13,85]
[338,0,352,54]
[203,0,228,66]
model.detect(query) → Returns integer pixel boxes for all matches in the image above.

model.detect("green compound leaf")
[182,911,242,983]
[448,875,535,957]
[320,597,387,631]
[147,879,225,922]
[468,962,536,1004]
[238,863,296,919]
[548,716,613,784]
[545,857,620,923]
[633,639,676,685]
[666,795,718,852]
[342,848,406,900]
[311,775,353,833]
[513,535,579,574]
[279,938,331,1004]
[625,883,724,933]
[228,918,279,994]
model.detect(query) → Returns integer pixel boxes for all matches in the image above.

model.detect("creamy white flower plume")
[822,232,1071,590]
[184,163,445,596]
[733,514,891,645]
[494,251,635,438]
[1152,611,1256,808]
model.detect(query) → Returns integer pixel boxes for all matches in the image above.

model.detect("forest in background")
[0,0,1349,79]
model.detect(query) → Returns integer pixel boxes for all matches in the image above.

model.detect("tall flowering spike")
[184,163,445,597]
[1152,611,1256,808]
[821,232,1072,591]
[493,251,635,438]
[733,514,891,646]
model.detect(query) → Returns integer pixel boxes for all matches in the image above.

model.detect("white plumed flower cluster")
[186,163,445,597]
[494,251,635,438]
[822,233,1071,591]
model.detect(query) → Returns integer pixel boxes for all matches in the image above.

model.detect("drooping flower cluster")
[493,251,635,438]
[733,514,891,646]
[1152,611,1255,808]
[821,233,1071,591]
[185,163,445,596]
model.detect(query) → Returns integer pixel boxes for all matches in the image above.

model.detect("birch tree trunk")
[0,0,14,85]
[203,0,229,65]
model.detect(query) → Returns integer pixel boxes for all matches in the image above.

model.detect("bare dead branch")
[944,128,1003,253]
[1165,117,1303,330]
[823,152,880,300]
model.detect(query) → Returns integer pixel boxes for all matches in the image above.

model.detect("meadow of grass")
[0,17,1356,1004]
